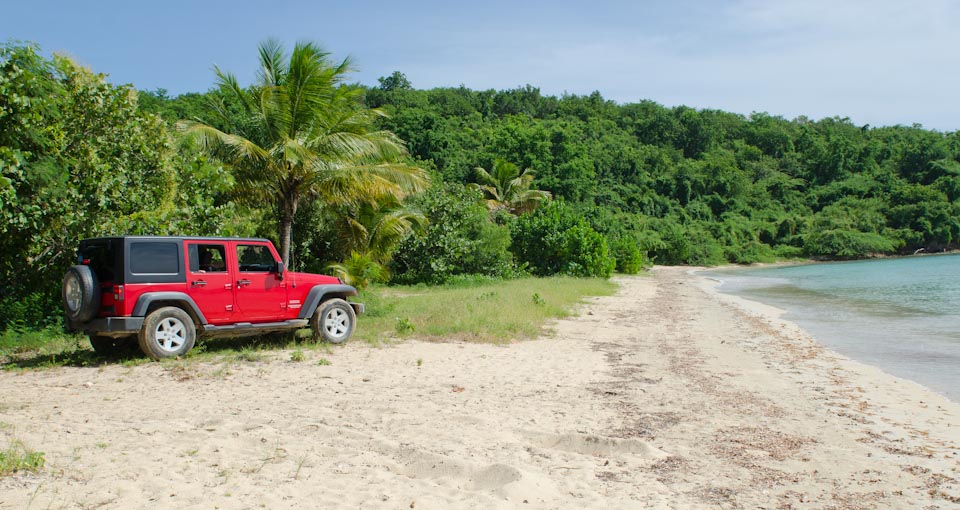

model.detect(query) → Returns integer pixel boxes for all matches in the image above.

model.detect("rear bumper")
[76,317,144,336]
[351,303,365,315]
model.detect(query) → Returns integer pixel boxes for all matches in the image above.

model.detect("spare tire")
[63,265,100,323]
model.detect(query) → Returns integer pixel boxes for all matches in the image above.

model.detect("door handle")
[191,280,207,287]
[237,279,251,287]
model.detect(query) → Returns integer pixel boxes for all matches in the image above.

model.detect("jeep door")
[234,241,286,321]
[185,241,234,324]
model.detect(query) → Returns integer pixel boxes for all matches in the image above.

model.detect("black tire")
[138,307,196,360]
[310,299,356,344]
[63,265,100,323]
[88,335,137,357]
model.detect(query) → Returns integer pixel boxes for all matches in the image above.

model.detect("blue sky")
[5,0,959,131]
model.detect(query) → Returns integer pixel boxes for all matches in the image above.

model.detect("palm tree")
[180,39,429,266]
[324,199,426,287]
[326,251,386,289]
[330,200,427,265]
[471,159,551,215]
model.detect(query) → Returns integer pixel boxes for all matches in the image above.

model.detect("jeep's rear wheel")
[63,265,100,323]
[89,335,136,357]
[138,307,196,359]
[310,299,355,344]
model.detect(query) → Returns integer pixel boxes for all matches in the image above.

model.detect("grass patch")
[355,276,617,343]
[0,439,45,476]
[0,327,102,370]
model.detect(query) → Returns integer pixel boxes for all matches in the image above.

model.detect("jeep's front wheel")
[310,299,356,344]
[138,307,196,359]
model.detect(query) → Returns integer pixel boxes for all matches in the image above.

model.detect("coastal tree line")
[3,40,960,331]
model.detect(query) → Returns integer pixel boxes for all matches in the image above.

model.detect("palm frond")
[368,207,427,262]
[287,41,336,133]
[179,121,270,164]
[473,159,550,215]
[257,38,287,87]
[213,67,253,114]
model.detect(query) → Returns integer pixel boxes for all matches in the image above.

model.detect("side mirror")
[274,261,285,280]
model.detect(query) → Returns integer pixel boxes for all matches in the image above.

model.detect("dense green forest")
[3,41,960,331]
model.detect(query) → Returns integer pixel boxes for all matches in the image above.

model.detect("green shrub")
[802,229,901,258]
[0,291,61,331]
[683,225,726,266]
[390,184,515,284]
[511,201,616,278]
[609,236,644,274]
[326,251,388,289]
[724,240,776,264]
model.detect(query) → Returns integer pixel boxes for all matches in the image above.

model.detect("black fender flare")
[132,292,208,325]
[297,284,358,319]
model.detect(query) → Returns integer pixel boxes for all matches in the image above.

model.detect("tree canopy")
[180,40,430,266]
[0,42,239,328]
[365,79,960,265]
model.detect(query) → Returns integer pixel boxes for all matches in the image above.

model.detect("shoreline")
[698,248,960,274]
[1,268,958,508]
[696,265,960,399]
[700,260,960,404]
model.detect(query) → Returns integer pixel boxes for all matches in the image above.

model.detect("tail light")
[113,285,125,301]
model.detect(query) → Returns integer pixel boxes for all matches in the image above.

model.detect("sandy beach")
[2,267,958,509]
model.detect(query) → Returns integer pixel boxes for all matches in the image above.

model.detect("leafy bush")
[326,251,388,289]
[725,240,776,264]
[390,184,515,284]
[608,235,645,274]
[802,230,901,259]
[646,220,726,266]
[511,201,615,277]
[0,291,61,331]
[683,225,727,266]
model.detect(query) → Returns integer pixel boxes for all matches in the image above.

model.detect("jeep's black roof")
[77,236,279,285]
[82,236,273,243]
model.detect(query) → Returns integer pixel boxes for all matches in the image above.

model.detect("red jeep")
[62,236,364,359]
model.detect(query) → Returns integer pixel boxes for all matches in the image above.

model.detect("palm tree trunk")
[279,195,298,268]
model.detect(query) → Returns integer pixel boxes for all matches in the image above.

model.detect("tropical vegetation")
[471,158,551,215]
[180,39,429,266]
[3,40,960,334]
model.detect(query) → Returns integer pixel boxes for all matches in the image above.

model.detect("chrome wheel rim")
[65,274,81,312]
[323,308,350,340]
[154,317,187,353]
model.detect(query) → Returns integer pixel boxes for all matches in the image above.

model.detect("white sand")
[2,267,959,509]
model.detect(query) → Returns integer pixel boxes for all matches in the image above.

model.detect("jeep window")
[130,242,180,275]
[237,245,276,272]
[79,240,118,282]
[188,244,227,273]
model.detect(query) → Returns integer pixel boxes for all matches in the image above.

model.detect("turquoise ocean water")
[709,254,960,402]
